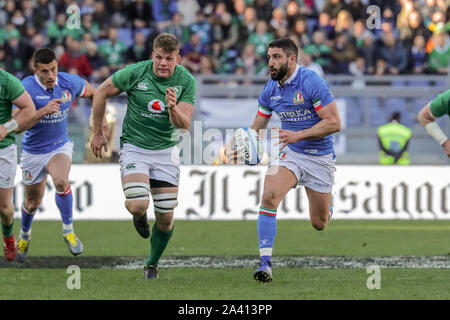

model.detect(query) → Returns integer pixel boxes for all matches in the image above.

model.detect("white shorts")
[119,143,180,186]
[270,146,336,193]
[20,141,74,185]
[0,144,17,188]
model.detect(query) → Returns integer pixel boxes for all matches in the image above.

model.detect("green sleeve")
[111,65,135,92]
[6,73,25,101]
[430,89,450,118]
[179,75,196,106]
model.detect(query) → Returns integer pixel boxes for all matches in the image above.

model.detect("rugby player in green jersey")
[90,33,196,279]
[418,89,450,158]
[0,69,36,261]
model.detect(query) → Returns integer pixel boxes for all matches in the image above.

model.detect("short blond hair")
[153,33,180,53]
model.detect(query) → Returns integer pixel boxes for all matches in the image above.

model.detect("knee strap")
[123,182,150,201]
[152,193,178,214]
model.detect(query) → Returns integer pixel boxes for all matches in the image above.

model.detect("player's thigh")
[0,187,13,212]
[305,187,331,229]
[150,182,178,230]
[262,165,298,208]
[46,153,71,189]
[122,173,151,213]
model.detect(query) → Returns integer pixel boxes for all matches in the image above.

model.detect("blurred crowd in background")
[0,0,449,82]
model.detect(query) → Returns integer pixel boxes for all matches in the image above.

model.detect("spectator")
[374,58,388,76]
[199,55,215,75]
[0,45,7,70]
[4,29,34,78]
[80,0,96,16]
[291,18,310,47]
[128,0,153,29]
[126,32,150,64]
[93,0,110,33]
[254,0,273,23]
[300,52,325,78]
[322,0,348,20]
[247,20,274,59]
[108,0,128,28]
[274,25,289,39]
[59,37,93,78]
[3,0,16,22]
[378,33,408,74]
[152,0,178,31]
[33,0,55,28]
[331,32,357,74]
[348,55,366,88]
[317,12,335,40]
[285,0,302,29]
[176,0,200,26]
[82,14,100,40]
[347,0,367,21]
[164,12,190,45]
[98,27,127,71]
[352,19,368,50]
[304,30,332,72]
[181,33,208,74]
[190,11,212,46]
[335,10,354,37]
[47,12,68,46]
[361,30,377,74]
[428,25,450,74]
[409,34,428,74]
[85,41,108,82]
[270,7,288,31]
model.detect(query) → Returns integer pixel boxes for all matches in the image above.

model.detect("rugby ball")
[234,127,264,165]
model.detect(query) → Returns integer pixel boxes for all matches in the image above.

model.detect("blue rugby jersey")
[257,65,335,156]
[18,72,86,154]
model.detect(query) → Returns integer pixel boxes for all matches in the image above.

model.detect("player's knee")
[0,202,11,215]
[261,190,281,209]
[125,201,148,216]
[53,178,69,193]
[123,182,150,215]
[152,193,178,215]
[25,199,42,212]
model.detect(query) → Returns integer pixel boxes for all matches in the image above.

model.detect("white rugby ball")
[234,127,264,165]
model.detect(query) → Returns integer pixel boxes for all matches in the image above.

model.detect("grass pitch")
[0,220,449,300]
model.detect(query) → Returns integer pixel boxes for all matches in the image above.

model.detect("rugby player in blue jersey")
[13,48,95,262]
[229,38,341,282]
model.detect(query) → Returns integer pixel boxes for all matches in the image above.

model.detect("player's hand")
[102,123,111,140]
[44,99,62,115]
[442,139,450,158]
[224,136,244,164]
[272,128,301,150]
[165,87,177,110]
[0,125,7,141]
[90,133,108,159]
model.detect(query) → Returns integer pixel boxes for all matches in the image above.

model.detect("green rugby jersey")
[0,69,25,149]
[112,60,196,150]
[430,89,450,118]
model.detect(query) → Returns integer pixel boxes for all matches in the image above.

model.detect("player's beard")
[270,62,289,81]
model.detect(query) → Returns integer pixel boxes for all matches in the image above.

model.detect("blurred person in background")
[428,24,450,74]
[291,18,310,47]
[248,20,274,59]
[47,12,68,47]
[180,33,208,74]
[299,51,325,77]
[99,27,127,72]
[176,0,200,26]
[59,37,93,78]
[85,41,108,82]
[409,34,428,73]
[334,10,354,37]
[377,112,412,165]
[126,32,151,64]
[378,33,408,74]
[330,32,357,74]
[164,12,190,45]
[304,30,332,73]
[4,29,34,79]
[270,7,288,31]
[417,89,450,158]
[152,0,178,31]
[128,0,153,29]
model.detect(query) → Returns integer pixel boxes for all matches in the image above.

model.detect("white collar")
[277,64,300,87]
[34,74,58,91]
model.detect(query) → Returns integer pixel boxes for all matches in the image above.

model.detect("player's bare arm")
[274,101,341,150]
[90,77,121,158]
[166,87,193,130]
[82,80,96,102]
[1,91,36,139]
[418,102,450,158]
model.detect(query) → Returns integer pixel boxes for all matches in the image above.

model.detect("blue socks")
[20,204,36,240]
[55,186,74,235]
[257,207,277,262]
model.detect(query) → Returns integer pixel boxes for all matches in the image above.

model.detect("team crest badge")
[61,90,72,103]
[23,170,33,181]
[278,151,287,160]
[293,91,304,105]
[172,86,182,98]
[148,99,165,113]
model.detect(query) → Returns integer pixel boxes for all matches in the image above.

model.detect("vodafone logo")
[148,99,165,113]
